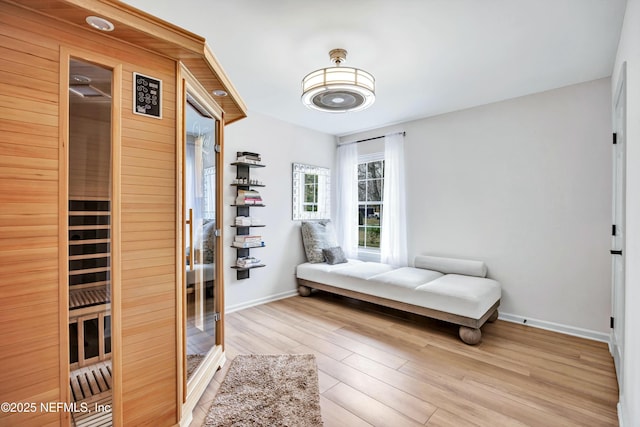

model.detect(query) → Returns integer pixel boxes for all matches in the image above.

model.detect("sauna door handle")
[187,208,194,270]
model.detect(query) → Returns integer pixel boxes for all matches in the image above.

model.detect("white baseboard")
[617,402,624,427]
[499,312,610,343]
[226,289,298,314]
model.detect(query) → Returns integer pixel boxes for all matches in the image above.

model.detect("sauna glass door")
[184,94,218,381]
[68,58,113,426]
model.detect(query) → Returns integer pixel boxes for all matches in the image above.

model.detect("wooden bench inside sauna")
[68,200,113,425]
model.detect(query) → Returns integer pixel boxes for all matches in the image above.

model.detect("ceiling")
[121,0,626,136]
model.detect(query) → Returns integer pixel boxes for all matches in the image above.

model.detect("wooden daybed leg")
[487,309,499,323]
[459,326,482,345]
[298,285,312,297]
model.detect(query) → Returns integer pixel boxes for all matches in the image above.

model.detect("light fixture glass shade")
[85,16,115,32]
[301,64,375,113]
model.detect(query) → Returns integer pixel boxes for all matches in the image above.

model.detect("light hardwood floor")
[189,292,618,427]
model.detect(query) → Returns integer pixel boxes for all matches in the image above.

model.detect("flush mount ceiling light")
[301,48,375,113]
[85,16,115,32]
[212,89,228,97]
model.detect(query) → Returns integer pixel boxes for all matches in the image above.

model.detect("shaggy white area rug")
[204,354,323,426]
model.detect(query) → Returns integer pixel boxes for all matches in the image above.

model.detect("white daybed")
[296,255,501,345]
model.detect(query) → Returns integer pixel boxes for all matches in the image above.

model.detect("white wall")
[341,78,612,337]
[223,111,335,311]
[612,0,640,425]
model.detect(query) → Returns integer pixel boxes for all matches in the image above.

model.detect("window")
[358,158,384,249]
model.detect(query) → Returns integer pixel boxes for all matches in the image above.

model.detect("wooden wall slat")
[0,225,57,240]
[122,166,176,179]
[123,146,175,161]
[0,151,58,167]
[0,235,58,251]
[0,167,57,181]
[0,180,58,203]
[121,287,177,303]
[121,257,174,272]
[121,175,176,189]
[0,81,58,104]
[122,116,175,133]
[0,58,58,84]
[0,262,57,277]
[122,127,176,144]
[0,245,58,263]
[121,138,175,154]
[0,94,58,116]
[0,272,58,293]
[0,119,57,139]
[118,270,174,285]
[122,155,175,171]
[1,346,59,384]
[121,264,175,280]
[0,200,57,213]
[0,141,58,159]
[121,229,175,243]
[0,45,58,72]
[122,247,174,262]
[0,106,58,127]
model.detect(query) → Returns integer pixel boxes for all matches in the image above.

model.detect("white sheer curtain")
[334,143,359,258]
[381,133,408,266]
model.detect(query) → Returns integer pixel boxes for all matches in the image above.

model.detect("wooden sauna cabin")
[0,0,246,426]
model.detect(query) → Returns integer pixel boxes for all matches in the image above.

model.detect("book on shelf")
[235,189,263,205]
[236,152,261,162]
[237,151,260,158]
[232,241,265,248]
[236,158,263,165]
[234,235,262,243]
[236,199,263,205]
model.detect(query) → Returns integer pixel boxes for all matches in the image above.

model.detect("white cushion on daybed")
[415,274,501,319]
[368,267,443,289]
[297,260,391,297]
[332,261,396,279]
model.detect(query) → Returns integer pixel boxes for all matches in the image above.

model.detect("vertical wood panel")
[0,5,61,427]
[120,57,178,426]
[111,61,124,427]
[58,48,71,427]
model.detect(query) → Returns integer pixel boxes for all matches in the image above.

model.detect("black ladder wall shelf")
[231,157,266,279]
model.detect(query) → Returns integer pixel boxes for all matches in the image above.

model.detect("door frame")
[59,46,123,426]
[176,63,226,426]
[611,62,626,391]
